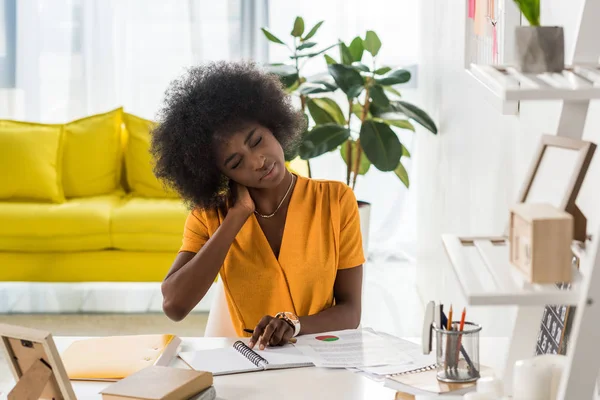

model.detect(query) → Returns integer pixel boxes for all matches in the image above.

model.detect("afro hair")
[150,60,305,210]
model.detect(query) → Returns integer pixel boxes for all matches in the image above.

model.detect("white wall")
[415,0,600,338]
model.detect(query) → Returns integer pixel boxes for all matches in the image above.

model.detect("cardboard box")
[509,203,573,283]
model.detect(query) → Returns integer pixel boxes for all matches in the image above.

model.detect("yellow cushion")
[111,197,188,251]
[0,194,122,252]
[0,121,65,203]
[63,108,124,197]
[0,251,174,282]
[123,113,178,198]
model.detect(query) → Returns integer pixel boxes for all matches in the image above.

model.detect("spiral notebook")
[178,340,313,376]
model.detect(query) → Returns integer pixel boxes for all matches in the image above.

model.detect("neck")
[249,170,294,215]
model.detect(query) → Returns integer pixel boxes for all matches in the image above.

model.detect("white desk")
[53,336,399,400]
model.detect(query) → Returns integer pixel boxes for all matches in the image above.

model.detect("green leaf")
[383,85,402,97]
[514,0,540,26]
[264,64,299,88]
[290,42,340,59]
[297,41,317,51]
[370,85,390,108]
[311,98,346,125]
[299,123,350,159]
[389,101,438,134]
[351,62,370,72]
[394,161,410,187]
[352,103,364,119]
[298,81,337,95]
[261,28,286,45]
[328,64,364,99]
[364,31,382,57]
[341,141,371,175]
[402,146,411,158]
[359,121,402,171]
[307,99,335,125]
[348,37,364,62]
[375,69,411,86]
[291,17,305,37]
[324,54,337,65]
[373,118,415,131]
[303,20,324,41]
[340,43,354,65]
[374,66,392,75]
[284,79,300,93]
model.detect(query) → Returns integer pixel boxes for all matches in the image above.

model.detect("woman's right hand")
[230,182,255,216]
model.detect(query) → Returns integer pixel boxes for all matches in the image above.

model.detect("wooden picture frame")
[512,135,596,358]
[511,134,596,242]
[0,323,76,400]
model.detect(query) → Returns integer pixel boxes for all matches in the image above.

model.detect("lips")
[261,163,276,180]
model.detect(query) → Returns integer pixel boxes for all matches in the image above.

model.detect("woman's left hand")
[249,315,294,349]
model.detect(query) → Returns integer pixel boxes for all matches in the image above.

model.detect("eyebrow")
[223,128,257,167]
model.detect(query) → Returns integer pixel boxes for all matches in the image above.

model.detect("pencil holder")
[433,321,481,383]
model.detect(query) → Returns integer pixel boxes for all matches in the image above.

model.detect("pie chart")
[315,335,339,342]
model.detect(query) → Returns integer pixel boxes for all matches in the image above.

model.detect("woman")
[152,61,364,350]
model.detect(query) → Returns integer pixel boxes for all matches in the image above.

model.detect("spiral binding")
[388,363,438,377]
[233,340,269,368]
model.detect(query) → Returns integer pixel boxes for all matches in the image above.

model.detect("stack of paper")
[293,329,435,374]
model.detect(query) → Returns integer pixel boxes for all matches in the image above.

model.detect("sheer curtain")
[13,0,262,123]
[268,1,422,259]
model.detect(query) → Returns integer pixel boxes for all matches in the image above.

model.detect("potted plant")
[514,0,564,73]
[261,18,438,254]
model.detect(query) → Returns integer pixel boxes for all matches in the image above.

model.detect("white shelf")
[442,235,582,306]
[469,63,600,102]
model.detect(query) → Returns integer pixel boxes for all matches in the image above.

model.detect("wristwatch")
[275,311,301,337]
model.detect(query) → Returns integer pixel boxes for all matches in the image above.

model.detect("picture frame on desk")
[0,323,76,400]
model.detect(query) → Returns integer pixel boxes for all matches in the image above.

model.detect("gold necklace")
[254,174,296,219]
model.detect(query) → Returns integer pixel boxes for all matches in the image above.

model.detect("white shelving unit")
[448,1,600,398]
[469,64,600,102]
[442,235,582,306]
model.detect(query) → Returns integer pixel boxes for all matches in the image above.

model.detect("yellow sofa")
[0,108,308,282]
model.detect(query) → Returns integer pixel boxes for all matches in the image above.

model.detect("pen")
[456,307,466,365]
[447,305,453,331]
[243,329,297,344]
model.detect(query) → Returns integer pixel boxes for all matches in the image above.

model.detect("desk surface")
[53,336,399,400]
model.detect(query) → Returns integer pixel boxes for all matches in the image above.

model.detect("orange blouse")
[179,174,365,336]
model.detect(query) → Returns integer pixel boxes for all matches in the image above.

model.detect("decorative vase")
[515,26,564,73]
[357,201,371,259]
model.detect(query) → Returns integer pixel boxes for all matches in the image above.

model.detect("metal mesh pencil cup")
[433,322,481,383]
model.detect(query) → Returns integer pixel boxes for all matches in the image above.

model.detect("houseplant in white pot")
[262,19,438,256]
[514,0,564,73]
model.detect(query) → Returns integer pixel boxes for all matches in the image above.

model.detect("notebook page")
[178,347,260,376]
[255,345,313,369]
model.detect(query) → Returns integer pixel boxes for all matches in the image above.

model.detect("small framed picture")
[515,135,596,358]
[0,323,76,400]
[513,134,596,242]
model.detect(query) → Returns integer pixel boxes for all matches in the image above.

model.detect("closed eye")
[252,137,262,147]
[231,159,242,169]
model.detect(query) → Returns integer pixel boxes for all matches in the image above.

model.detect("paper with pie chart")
[294,329,415,368]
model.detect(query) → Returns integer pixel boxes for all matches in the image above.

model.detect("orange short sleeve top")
[179,174,365,336]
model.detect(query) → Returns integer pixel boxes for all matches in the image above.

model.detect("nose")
[251,154,266,171]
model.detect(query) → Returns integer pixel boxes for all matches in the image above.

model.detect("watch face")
[284,312,299,322]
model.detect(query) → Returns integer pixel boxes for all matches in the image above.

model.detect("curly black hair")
[150,60,305,210]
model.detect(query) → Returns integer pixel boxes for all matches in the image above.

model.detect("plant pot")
[515,26,564,74]
[357,201,371,259]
